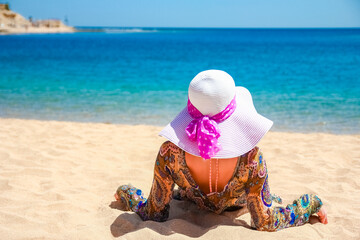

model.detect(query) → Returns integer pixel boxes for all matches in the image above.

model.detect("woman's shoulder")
[246,146,261,159]
[247,146,265,164]
[240,146,264,167]
[159,141,182,157]
[243,146,267,179]
[159,142,263,160]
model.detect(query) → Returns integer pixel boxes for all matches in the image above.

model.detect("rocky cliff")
[0,4,74,34]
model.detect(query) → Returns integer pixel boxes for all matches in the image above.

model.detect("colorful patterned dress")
[115,141,323,231]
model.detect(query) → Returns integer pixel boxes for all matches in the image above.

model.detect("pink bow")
[186,97,236,159]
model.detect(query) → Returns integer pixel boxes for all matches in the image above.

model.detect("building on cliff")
[0,3,74,34]
[0,3,9,10]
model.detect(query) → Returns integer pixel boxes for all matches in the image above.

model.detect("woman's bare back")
[185,152,238,194]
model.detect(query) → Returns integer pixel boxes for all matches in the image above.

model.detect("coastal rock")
[0,3,74,34]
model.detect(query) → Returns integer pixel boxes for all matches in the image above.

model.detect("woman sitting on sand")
[114,70,328,231]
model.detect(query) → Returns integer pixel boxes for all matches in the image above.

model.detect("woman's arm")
[245,148,324,231]
[115,142,175,222]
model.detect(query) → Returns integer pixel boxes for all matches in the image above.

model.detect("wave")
[75,27,158,33]
[104,28,157,33]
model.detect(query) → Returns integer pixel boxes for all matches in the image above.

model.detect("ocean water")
[0,28,359,134]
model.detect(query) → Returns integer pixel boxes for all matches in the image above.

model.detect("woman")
[114,70,328,231]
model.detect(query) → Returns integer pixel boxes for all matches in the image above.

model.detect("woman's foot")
[317,206,328,224]
[115,184,147,212]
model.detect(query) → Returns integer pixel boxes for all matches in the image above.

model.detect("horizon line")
[74,26,360,29]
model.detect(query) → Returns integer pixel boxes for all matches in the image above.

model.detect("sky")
[8,0,360,28]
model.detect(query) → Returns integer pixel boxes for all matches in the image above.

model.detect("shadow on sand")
[109,199,252,238]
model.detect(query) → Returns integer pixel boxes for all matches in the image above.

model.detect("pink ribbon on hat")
[185,96,237,159]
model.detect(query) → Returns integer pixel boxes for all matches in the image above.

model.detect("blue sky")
[8,0,360,27]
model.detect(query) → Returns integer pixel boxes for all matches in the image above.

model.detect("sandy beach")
[0,118,359,239]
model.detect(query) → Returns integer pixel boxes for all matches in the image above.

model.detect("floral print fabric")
[116,141,323,231]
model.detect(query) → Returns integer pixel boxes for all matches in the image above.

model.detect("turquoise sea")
[0,28,359,134]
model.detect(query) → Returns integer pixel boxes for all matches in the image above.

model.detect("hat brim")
[159,87,273,158]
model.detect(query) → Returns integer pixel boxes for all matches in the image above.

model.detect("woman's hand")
[317,206,328,224]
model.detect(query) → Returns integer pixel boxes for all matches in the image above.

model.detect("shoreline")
[0,117,359,239]
[0,117,358,136]
[2,26,359,35]
[0,27,75,35]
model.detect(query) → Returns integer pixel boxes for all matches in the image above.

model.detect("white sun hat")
[159,70,273,159]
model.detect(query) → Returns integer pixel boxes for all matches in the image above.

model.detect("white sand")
[0,26,74,34]
[0,118,359,239]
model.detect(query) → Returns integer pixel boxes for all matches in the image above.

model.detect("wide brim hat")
[159,70,273,159]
